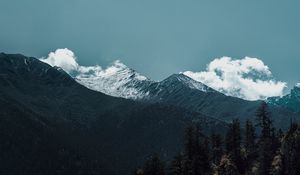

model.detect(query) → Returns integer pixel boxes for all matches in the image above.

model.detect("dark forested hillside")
[136,103,300,175]
[1,53,299,175]
[0,53,227,175]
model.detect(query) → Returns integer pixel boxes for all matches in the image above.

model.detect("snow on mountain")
[75,60,154,99]
[154,73,214,93]
[267,83,300,112]
[139,73,216,103]
[40,49,287,101]
[75,62,213,100]
[38,49,213,100]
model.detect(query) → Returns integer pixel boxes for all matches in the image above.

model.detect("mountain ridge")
[73,61,300,126]
[0,53,228,175]
[268,84,300,113]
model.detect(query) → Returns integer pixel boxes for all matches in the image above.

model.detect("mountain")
[145,73,215,97]
[0,53,227,175]
[75,61,154,99]
[75,65,300,126]
[1,53,299,174]
[268,84,300,113]
[74,63,213,100]
[142,74,258,121]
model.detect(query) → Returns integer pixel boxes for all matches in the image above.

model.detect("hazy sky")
[0,0,299,89]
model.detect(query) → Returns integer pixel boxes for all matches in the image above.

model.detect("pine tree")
[184,126,196,161]
[277,129,284,141]
[216,155,240,175]
[256,102,275,175]
[133,168,144,175]
[225,119,244,174]
[270,151,284,175]
[143,154,165,175]
[183,126,196,175]
[182,125,211,175]
[256,102,272,138]
[244,120,257,173]
[210,132,223,165]
[195,137,211,175]
[170,152,184,175]
[281,123,300,175]
[271,127,281,154]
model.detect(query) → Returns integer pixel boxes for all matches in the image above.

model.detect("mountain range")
[1,53,300,175]
[75,60,300,126]
[0,53,226,175]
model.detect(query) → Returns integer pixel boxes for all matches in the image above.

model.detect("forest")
[134,102,300,175]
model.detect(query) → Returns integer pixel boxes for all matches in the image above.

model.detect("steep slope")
[142,74,259,121]
[75,61,154,99]
[74,64,213,100]
[0,53,227,175]
[74,63,300,126]
[141,74,300,127]
[268,84,300,113]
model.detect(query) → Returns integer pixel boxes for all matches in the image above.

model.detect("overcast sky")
[1,0,299,90]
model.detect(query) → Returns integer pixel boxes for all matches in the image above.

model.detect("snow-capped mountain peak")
[37,49,218,100]
[75,60,153,99]
[74,62,216,100]
[160,73,214,92]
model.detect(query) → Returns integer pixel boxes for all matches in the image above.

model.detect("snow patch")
[40,49,151,99]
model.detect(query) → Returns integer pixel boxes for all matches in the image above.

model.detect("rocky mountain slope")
[0,53,227,175]
[75,62,300,126]
[268,84,300,113]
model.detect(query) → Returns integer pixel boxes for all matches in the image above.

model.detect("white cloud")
[39,48,131,76]
[40,48,148,98]
[40,48,79,73]
[40,48,147,80]
[40,49,286,101]
[183,56,286,101]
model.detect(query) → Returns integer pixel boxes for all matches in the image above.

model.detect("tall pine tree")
[143,154,165,175]
[225,119,244,174]
[244,120,257,173]
[281,123,300,175]
[256,102,275,175]
[170,152,184,175]
[210,132,223,166]
[182,125,210,175]
[216,155,240,175]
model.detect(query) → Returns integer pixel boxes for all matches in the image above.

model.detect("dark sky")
[0,0,299,88]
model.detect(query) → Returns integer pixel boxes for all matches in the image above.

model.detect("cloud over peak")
[39,48,148,91]
[40,49,286,101]
[184,56,286,100]
[39,48,132,76]
[40,48,79,73]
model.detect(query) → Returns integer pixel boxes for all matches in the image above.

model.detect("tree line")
[134,102,300,175]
